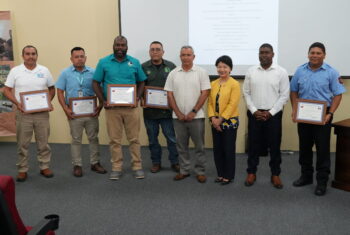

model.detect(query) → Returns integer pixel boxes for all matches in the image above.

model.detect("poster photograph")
[0,11,15,136]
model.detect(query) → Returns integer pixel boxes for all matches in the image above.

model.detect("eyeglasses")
[150,48,162,52]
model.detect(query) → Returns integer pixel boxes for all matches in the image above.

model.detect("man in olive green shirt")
[142,41,179,173]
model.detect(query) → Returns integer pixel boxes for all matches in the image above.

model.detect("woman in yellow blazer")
[208,55,240,185]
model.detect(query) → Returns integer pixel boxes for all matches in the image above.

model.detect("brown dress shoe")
[271,175,283,189]
[91,162,107,174]
[40,168,54,178]
[171,164,180,173]
[244,173,256,186]
[150,164,161,173]
[73,166,83,177]
[173,173,190,181]
[196,175,207,183]
[16,172,27,182]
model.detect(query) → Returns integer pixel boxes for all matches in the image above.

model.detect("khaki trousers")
[16,111,51,172]
[68,116,100,166]
[105,107,142,171]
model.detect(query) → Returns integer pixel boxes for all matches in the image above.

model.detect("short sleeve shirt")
[93,54,147,99]
[5,64,55,103]
[164,65,211,119]
[55,65,95,104]
[290,63,346,106]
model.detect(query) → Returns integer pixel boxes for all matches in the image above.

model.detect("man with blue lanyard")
[93,36,147,180]
[290,42,346,196]
[56,47,107,177]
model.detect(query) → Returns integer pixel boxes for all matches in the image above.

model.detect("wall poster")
[0,11,15,136]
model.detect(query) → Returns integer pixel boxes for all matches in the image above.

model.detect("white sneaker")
[109,171,122,180]
[134,169,145,179]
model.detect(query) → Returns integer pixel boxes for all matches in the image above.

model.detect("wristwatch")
[191,109,197,113]
[328,111,334,117]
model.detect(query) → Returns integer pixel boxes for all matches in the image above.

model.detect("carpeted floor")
[0,142,349,235]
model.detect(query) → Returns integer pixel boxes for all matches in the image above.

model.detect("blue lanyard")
[75,72,84,87]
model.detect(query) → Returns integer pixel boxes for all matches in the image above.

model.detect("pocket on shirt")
[316,80,330,91]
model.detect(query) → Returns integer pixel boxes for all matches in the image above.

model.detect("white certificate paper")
[22,93,49,111]
[297,102,324,122]
[72,99,94,115]
[146,89,168,107]
[110,87,134,104]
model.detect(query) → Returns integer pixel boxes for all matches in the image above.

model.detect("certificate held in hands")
[69,96,96,118]
[107,84,136,107]
[20,89,52,114]
[296,99,327,125]
[144,86,169,109]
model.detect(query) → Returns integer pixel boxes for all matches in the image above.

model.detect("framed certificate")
[20,90,52,113]
[144,86,169,109]
[69,96,97,118]
[107,84,136,107]
[296,99,327,125]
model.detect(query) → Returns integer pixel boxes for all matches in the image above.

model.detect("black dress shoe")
[293,177,313,187]
[314,185,327,196]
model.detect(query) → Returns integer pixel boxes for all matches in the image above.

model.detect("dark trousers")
[297,122,332,185]
[247,111,282,176]
[212,127,237,180]
[144,118,178,165]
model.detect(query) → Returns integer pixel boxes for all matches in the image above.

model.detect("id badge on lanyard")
[76,73,84,98]
[78,89,83,97]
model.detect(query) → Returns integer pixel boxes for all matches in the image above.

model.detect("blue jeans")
[144,118,179,165]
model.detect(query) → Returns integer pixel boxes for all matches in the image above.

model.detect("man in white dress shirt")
[242,43,289,189]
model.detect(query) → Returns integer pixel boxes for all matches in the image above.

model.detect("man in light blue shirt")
[56,47,107,177]
[290,42,346,196]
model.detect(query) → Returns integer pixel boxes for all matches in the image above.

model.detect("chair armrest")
[27,214,59,235]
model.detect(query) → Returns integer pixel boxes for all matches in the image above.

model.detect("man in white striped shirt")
[242,43,290,189]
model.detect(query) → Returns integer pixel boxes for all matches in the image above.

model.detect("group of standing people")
[3,36,346,196]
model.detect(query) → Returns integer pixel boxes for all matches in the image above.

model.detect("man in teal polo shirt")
[93,36,147,180]
[56,47,107,177]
